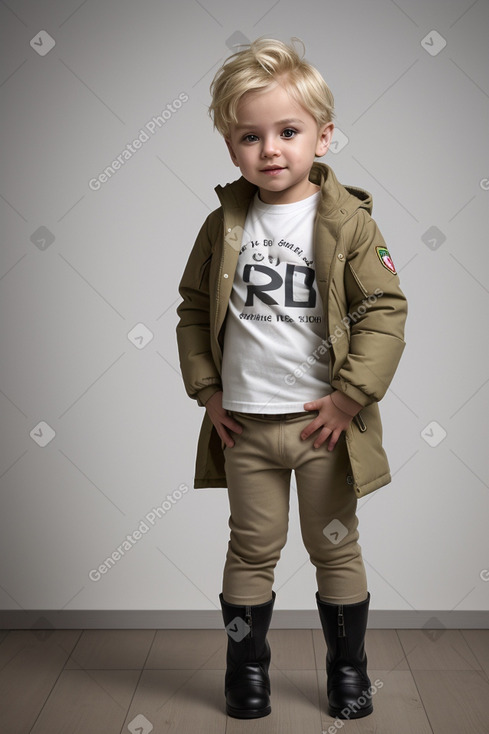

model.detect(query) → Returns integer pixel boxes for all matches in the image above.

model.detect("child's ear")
[316,122,334,157]
[225,138,240,167]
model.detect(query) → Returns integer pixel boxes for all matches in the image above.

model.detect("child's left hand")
[301,393,362,451]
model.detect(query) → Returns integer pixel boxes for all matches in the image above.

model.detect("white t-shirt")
[221,189,332,413]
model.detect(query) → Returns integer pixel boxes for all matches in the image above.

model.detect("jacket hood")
[214,161,373,217]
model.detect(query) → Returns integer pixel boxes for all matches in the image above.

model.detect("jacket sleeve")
[175,211,223,406]
[330,209,408,407]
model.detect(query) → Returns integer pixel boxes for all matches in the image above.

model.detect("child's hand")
[205,391,243,448]
[301,392,362,451]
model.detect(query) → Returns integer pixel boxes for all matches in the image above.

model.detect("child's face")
[225,82,334,205]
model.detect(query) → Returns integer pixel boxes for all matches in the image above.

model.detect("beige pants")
[221,411,368,606]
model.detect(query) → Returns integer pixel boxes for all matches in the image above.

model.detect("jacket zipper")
[338,605,346,638]
[354,413,367,432]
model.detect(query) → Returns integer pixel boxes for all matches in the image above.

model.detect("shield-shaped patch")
[375,246,397,274]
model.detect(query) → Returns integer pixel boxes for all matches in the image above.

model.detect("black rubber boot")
[316,591,373,719]
[219,591,275,719]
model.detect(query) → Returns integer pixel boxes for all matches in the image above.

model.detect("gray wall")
[1,0,488,624]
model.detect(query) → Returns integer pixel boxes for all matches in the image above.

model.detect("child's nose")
[261,136,280,157]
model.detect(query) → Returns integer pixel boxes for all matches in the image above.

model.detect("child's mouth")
[261,167,285,176]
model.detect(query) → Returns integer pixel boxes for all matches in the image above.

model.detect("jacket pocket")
[347,262,369,299]
[198,255,212,290]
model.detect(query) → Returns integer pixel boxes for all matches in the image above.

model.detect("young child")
[176,37,407,721]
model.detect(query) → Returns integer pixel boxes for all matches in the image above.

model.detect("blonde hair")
[209,37,335,137]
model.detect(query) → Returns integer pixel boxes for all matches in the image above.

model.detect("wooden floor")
[0,627,488,733]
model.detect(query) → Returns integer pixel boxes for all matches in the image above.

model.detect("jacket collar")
[214,162,373,219]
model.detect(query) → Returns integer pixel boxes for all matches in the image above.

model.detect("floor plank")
[145,628,225,669]
[461,630,489,678]
[65,629,155,669]
[268,628,316,669]
[30,669,140,734]
[397,629,482,670]
[0,630,81,734]
[123,669,226,733]
[413,670,489,734]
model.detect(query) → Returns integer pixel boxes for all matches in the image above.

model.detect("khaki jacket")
[176,162,407,497]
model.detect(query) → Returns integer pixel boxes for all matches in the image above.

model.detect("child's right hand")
[205,391,243,448]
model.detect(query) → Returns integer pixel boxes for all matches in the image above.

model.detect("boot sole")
[226,704,271,718]
[328,703,373,719]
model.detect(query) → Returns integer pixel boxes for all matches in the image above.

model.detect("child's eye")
[282,128,297,138]
[242,134,259,143]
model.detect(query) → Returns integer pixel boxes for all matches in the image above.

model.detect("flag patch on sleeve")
[375,246,397,274]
